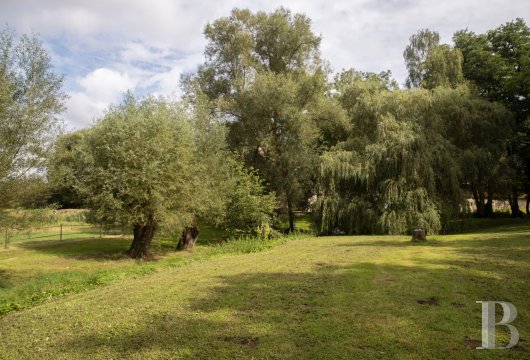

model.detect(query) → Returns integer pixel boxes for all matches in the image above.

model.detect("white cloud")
[1,0,528,128]
[79,68,135,101]
[65,68,136,128]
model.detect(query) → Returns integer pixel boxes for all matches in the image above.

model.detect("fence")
[2,224,129,249]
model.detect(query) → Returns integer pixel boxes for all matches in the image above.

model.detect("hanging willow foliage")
[315,73,469,235]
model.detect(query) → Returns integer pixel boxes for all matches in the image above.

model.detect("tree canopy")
[454,18,530,215]
[403,29,440,88]
[77,94,277,257]
[316,74,470,235]
[47,130,87,208]
[0,28,66,205]
[188,7,322,100]
[186,8,346,232]
[78,96,196,257]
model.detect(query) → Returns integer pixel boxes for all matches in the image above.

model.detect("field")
[0,219,529,359]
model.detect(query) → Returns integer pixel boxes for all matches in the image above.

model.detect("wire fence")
[2,224,129,249]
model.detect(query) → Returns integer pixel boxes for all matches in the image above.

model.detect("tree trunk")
[287,197,295,233]
[177,225,200,250]
[484,189,494,217]
[508,186,522,218]
[129,219,157,259]
[472,189,486,217]
[411,228,426,242]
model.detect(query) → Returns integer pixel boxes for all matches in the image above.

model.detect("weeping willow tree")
[315,71,464,235]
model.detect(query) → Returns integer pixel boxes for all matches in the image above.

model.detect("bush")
[222,164,278,237]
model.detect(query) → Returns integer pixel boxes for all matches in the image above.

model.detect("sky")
[1,0,528,129]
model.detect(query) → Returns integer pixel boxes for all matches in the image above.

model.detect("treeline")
[1,9,529,257]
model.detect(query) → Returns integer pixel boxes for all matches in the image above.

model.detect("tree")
[79,96,196,258]
[430,86,512,217]
[221,162,278,236]
[0,175,50,209]
[78,94,278,257]
[316,72,467,235]
[0,28,66,199]
[403,29,440,88]
[403,24,518,217]
[421,44,464,89]
[454,19,530,216]
[404,29,464,90]
[47,130,87,208]
[186,8,340,232]
[454,19,530,122]
[180,94,278,237]
[227,71,323,231]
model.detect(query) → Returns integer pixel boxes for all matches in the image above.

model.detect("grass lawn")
[0,224,238,316]
[0,220,529,359]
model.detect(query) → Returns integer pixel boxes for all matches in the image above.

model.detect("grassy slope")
[0,222,529,359]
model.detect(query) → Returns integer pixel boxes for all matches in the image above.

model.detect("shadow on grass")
[13,219,529,263]
[14,237,225,261]
[11,223,227,261]
[14,237,132,260]
[336,227,529,247]
[56,256,529,359]
[447,217,530,234]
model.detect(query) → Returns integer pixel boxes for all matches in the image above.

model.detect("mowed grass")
[0,220,529,359]
[0,225,236,315]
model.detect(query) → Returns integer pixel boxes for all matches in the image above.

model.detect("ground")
[0,220,529,359]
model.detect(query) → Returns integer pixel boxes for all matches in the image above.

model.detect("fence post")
[60,224,63,241]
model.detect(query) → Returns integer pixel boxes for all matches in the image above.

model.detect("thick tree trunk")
[177,225,200,250]
[129,219,157,259]
[287,197,295,233]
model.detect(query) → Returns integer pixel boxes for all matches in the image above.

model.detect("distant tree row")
[1,9,529,257]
